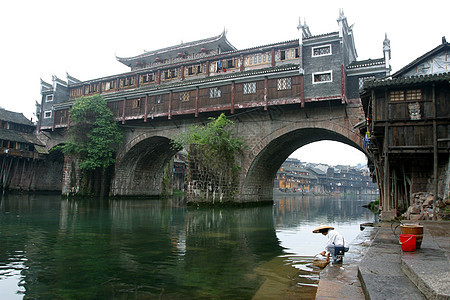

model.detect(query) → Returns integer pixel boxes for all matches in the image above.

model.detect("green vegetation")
[57,95,123,170]
[368,199,380,213]
[172,113,245,159]
[172,113,246,202]
[55,95,123,196]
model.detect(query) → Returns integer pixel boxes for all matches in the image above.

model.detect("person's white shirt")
[325,229,348,252]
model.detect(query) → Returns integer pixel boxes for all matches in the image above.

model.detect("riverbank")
[315,221,450,299]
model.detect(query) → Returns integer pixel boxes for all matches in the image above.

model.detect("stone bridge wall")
[108,102,366,202]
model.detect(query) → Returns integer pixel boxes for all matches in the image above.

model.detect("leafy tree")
[173,113,246,203]
[58,95,123,170]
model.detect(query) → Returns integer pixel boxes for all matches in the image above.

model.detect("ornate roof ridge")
[347,58,385,69]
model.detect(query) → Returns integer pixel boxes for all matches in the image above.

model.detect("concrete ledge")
[401,227,450,300]
[358,224,426,300]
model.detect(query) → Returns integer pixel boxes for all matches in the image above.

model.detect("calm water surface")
[0,193,377,299]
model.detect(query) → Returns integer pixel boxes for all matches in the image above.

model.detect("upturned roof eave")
[116,30,236,63]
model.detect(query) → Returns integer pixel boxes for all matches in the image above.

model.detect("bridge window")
[243,82,257,94]
[46,94,53,102]
[44,110,52,118]
[70,87,83,98]
[88,83,99,93]
[277,78,292,90]
[132,99,140,108]
[155,95,163,104]
[103,80,116,91]
[121,76,136,87]
[312,45,332,57]
[210,87,221,98]
[141,73,154,83]
[180,92,190,102]
[313,71,332,83]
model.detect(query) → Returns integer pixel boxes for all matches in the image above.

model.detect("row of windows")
[390,89,422,101]
[132,42,330,71]
[1,140,32,151]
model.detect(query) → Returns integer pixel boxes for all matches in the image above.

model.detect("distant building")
[274,160,377,195]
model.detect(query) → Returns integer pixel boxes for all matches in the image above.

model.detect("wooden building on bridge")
[38,10,389,132]
[361,38,450,220]
[34,11,394,199]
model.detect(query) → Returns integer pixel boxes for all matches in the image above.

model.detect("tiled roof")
[0,128,28,143]
[117,31,237,63]
[364,72,450,88]
[347,58,385,69]
[0,109,33,126]
[0,128,43,146]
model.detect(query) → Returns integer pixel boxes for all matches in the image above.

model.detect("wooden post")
[168,91,172,120]
[122,98,126,124]
[264,77,268,110]
[432,83,438,219]
[231,81,235,114]
[271,48,276,67]
[240,54,244,72]
[341,65,346,104]
[144,94,148,122]
[195,87,199,117]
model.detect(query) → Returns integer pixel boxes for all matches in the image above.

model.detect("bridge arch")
[111,134,178,196]
[239,120,367,202]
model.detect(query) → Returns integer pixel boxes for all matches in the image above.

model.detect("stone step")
[358,225,426,300]
[401,227,450,300]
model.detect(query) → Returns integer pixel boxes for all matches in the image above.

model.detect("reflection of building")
[274,158,378,194]
[172,150,187,191]
[361,39,450,220]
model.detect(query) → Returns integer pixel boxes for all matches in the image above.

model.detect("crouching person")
[313,225,349,264]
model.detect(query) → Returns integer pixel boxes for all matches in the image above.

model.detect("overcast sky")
[0,0,448,166]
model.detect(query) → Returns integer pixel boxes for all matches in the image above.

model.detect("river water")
[0,193,377,299]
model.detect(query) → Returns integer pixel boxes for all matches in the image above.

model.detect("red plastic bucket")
[399,234,416,252]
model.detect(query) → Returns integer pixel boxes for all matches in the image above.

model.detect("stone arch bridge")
[47,102,366,203]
